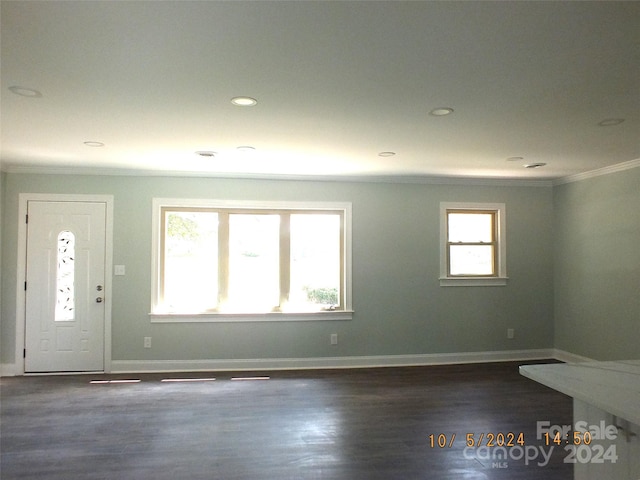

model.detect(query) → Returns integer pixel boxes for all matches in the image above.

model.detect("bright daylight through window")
[440,202,507,286]
[447,211,496,276]
[152,200,352,321]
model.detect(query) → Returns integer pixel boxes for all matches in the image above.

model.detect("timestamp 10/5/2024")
[428,430,600,448]
[428,432,526,449]
[428,431,619,466]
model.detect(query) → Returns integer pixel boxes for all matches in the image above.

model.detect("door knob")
[96,297,103,303]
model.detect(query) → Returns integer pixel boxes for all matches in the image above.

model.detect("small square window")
[440,203,507,286]
[447,211,496,276]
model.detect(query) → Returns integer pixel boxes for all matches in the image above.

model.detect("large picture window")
[151,199,352,321]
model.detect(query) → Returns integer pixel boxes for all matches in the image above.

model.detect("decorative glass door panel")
[25,201,106,372]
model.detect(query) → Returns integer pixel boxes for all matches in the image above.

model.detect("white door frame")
[16,193,114,375]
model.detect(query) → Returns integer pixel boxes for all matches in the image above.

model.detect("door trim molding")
[16,193,114,375]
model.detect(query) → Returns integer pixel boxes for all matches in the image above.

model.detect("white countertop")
[519,360,640,426]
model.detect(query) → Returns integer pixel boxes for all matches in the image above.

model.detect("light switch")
[114,265,126,276]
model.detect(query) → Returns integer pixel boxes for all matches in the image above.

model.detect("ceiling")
[1,0,639,181]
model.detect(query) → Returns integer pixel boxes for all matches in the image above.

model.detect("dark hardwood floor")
[0,361,572,479]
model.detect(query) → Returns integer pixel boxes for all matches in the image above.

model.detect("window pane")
[163,211,218,312]
[449,245,494,275]
[55,230,75,321]
[289,214,341,311]
[227,214,280,312]
[448,213,493,243]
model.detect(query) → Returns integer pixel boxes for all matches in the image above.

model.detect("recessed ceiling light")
[598,118,625,127]
[378,151,396,157]
[195,151,217,157]
[506,156,524,162]
[84,141,105,147]
[236,146,256,152]
[231,96,257,107]
[8,86,42,98]
[524,162,546,169]
[429,107,454,116]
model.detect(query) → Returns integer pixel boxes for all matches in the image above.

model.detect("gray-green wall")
[1,173,555,366]
[553,167,640,360]
[0,171,4,364]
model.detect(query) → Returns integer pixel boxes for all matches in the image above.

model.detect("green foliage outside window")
[304,286,339,305]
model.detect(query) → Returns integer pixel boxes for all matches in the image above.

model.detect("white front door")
[25,201,107,373]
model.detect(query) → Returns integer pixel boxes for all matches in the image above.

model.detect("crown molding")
[5,159,638,187]
[0,164,553,187]
[553,158,640,185]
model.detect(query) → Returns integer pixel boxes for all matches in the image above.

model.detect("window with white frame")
[151,199,352,320]
[439,202,507,286]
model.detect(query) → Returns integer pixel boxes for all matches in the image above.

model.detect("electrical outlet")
[330,333,338,345]
[507,328,515,339]
[144,336,152,348]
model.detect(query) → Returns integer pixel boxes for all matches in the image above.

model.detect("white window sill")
[439,277,508,287]
[149,310,354,323]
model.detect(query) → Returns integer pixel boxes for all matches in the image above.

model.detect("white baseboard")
[111,349,557,374]
[552,349,595,363]
[1,349,595,376]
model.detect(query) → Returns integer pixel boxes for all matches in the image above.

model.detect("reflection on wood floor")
[0,360,572,479]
